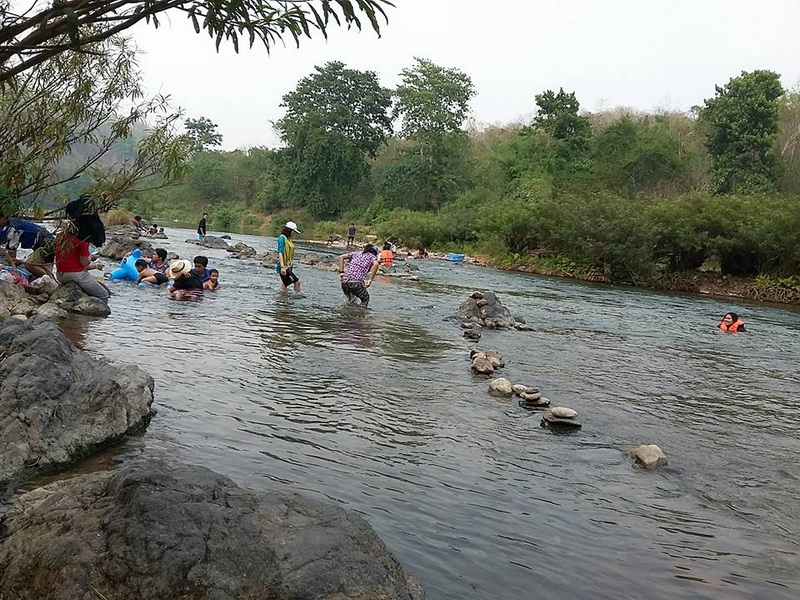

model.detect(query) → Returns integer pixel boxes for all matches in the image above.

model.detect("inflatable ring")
[109,248,142,281]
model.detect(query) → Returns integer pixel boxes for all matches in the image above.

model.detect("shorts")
[341,281,370,307]
[27,238,55,265]
[279,267,299,287]
[154,272,168,285]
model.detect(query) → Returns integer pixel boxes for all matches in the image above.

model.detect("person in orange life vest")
[719,312,745,333]
[378,242,394,272]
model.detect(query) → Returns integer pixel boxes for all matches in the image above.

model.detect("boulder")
[0,280,37,318]
[541,410,582,430]
[220,234,232,239]
[0,320,154,494]
[488,377,513,396]
[228,242,257,258]
[0,458,424,600]
[31,302,69,323]
[483,349,505,368]
[100,225,155,260]
[300,252,338,271]
[471,356,494,375]
[47,282,111,317]
[454,291,517,329]
[628,444,668,469]
[259,251,280,266]
[551,406,577,419]
[185,235,230,250]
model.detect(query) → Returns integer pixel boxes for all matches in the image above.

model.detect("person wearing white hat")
[167,258,204,300]
[277,221,301,292]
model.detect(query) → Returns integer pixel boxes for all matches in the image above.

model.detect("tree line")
[127,61,800,286]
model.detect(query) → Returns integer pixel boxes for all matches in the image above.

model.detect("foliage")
[275,61,392,218]
[0,33,188,209]
[104,209,134,226]
[0,0,392,82]
[699,70,785,193]
[184,117,223,153]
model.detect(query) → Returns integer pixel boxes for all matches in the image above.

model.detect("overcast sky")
[132,0,800,150]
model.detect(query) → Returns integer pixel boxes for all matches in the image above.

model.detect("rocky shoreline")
[0,308,424,599]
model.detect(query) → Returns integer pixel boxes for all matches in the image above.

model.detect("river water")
[68,227,800,599]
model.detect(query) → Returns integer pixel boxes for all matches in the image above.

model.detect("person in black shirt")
[167,259,203,300]
[197,213,208,240]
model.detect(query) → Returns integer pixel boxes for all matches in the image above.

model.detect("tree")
[0,34,188,209]
[383,58,475,208]
[0,0,392,82]
[393,57,475,142]
[275,61,392,217]
[184,116,223,153]
[533,88,591,149]
[699,70,785,193]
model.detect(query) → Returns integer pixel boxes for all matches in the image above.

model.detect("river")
[67,227,800,599]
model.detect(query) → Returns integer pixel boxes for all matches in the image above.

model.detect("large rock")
[100,225,155,260]
[488,377,513,396]
[454,291,518,329]
[300,252,338,271]
[0,458,424,600]
[628,444,668,469]
[47,282,111,317]
[0,320,153,494]
[227,241,258,258]
[0,281,37,318]
[186,235,230,250]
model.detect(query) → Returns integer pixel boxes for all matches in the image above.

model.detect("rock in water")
[454,291,518,329]
[541,410,582,430]
[0,458,424,600]
[550,406,577,419]
[0,320,153,494]
[488,377,513,396]
[463,329,481,341]
[100,225,155,259]
[628,444,668,469]
[47,282,111,317]
[519,394,550,408]
[512,384,540,397]
[483,349,505,368]
[471,356,495,375]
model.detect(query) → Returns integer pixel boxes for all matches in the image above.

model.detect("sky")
[131,0,800,150]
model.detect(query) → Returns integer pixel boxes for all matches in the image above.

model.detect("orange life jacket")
[378,250,393,266]
[719,319,744,333]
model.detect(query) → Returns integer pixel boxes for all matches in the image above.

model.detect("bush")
[104,209,134,226]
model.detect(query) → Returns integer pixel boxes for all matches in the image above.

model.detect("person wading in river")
[719,312,746,332]
[277,221,301,293]
[338,244,379,308]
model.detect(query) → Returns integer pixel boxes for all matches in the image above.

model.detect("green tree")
[526,88,592,177]
[0,34,188,209]
[380,58,475,209]
[393,57,475,142]
[699,70,785,193]
[184,116,223,153]
[276,61,392,218]
[0,1,392,82]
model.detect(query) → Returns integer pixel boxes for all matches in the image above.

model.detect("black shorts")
[154,272,168,285]
[280,267,299,286]
[341,281,370,307]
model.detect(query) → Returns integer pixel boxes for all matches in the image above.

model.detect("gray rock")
[300,252,338,271]
[551,406,577,419]
[0,458,424,600]
[483,350,505,368]
[512,384,540,397]
[48,282,111,317]
[228,242,258,258]
[628,444,668,469]
[0,281,37,318]
[488,377,513,396]
[100,225,155,260]
[471,356,494,375]
[519,394,550,408]
[541,411,582,430]
[463,329,481,341]
[454,291,517,329]
[0,320,154,494]
[220,234,232,239]
[185,235,231,250]
[31,302,69,323]
[166,252,180,261]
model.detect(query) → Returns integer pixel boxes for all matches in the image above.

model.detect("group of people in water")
[132,249,220,299]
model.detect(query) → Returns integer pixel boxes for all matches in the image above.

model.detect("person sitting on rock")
[148,223,159,235]
[191,255,211,283]
[337,244,379,308]
[0,212,56,278]
[55,230,110,301]
[203,269,220,291]
[719,312,745,333]
[148,248,169,273]
[167,259,203,300]
[135,259,169,286]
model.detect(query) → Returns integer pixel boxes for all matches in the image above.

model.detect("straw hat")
[167,259,192,279]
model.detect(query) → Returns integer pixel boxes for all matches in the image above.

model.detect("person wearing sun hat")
[276,220,301,292]
[167,258,203,300]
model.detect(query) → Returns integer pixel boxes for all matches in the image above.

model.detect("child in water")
[203,269,220,291]
[135,259,169,286]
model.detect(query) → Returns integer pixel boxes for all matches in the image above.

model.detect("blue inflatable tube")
[109,248,141,281]
[445,253,465,262]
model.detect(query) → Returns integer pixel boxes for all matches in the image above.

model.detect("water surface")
[74,227,800,599]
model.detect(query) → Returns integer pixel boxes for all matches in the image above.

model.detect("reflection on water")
[71,227,800,600]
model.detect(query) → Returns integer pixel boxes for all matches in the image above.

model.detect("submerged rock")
[454,290,518,329]
[0,320,154,494]
[463,329,481,341]
[488,377,513,396]
[0,458,424,600]
[628,444,668,469]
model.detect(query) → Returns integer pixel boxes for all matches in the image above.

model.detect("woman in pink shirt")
[337,244,379,308]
